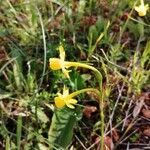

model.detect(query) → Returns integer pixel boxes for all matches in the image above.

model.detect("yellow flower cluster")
[49,44,101,109]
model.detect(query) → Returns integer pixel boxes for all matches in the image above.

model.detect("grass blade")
[16,116,22,150]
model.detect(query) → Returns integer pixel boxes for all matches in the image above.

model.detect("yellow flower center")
[49,58,63,70]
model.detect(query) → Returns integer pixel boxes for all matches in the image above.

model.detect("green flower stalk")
[49,44,104,150]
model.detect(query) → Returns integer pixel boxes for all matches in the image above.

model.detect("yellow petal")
[145,4,149,11]
[135,6,140,12]
[62,68,70,78]
[54,97,65,108]
[68,99,78,104]
[59,45,65,61]
[57,93,63,98]
[63,86,69,97]
[65,99,77,109]
[66,103,75,109]
[49,58,63,70]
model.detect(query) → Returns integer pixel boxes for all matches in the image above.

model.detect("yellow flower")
[135,0,149,16]
[49,45,70,78]
[54,86,77,109]
[54,87,100,109]
[49,44,98,78]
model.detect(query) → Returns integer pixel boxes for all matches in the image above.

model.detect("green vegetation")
[0,0,150,149]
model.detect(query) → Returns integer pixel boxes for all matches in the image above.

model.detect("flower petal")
[135,6,140,12]
[65,99,77,109]
[59,45,65,61]
[62,67,70,78]
[145,4,149,10]
[57,93,63,97]
[68,99,78,104]
[66,103,75,109]
[63,86,69,97]
[54,97,65,108]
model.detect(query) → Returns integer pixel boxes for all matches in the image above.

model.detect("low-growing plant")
[48,44,104,149]
[128,41,150,94]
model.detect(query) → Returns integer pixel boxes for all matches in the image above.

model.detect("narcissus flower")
[50,45,70,78]
[54,86,77,109]
[49,44,98,78]
[54,86,100,109]
[135,0,149,16]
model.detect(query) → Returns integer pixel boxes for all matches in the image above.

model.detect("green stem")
[65,62,97,71]
[66,62,104,150]
[68,88,100,99]
[92,69,104,150]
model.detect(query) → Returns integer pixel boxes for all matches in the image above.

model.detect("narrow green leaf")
[0,93,12,100]
[13,63,22,91]
[16,116,22,150]
[141,41,150,68]
[5,136,10,150]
